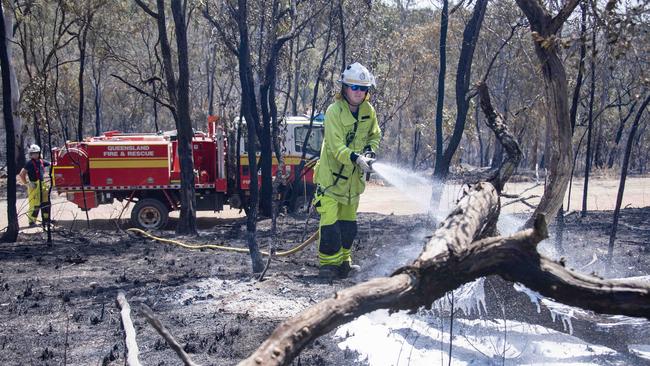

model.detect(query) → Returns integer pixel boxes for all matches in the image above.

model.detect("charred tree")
[432,0,448,202]
[607,94,650,262]
[0,2,18,243]
[569,2,587,134]
[134,0,198,235]
[608,98,637,169]
[2,4,24,174]
[75,12,92,141]
[517,0,579,228]
[581,26,597,217]
[557,1,588,254]
[170,0,198,235]
[236,0,264,273]
[432,0,488,203]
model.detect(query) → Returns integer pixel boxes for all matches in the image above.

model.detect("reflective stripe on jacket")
[313,95,381,205]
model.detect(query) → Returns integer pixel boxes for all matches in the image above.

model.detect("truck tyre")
[131,198,169,230]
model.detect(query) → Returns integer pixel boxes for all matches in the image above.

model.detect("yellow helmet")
[339,62,376,87]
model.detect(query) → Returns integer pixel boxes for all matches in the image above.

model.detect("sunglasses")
[346,84,369,92]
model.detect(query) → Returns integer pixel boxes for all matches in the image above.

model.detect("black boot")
[338,261,360,278]
[319,265,339,281]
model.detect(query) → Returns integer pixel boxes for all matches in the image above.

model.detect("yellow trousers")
[313,192,358,266]
[27,181,50,225]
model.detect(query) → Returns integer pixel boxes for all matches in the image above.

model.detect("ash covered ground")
[0,203,649,365]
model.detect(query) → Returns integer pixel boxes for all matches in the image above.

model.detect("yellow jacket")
[314,95,381,205]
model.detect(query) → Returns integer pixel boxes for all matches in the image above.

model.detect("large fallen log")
[238,82,650,366]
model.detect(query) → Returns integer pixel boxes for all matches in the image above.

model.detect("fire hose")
[126,227,319,257]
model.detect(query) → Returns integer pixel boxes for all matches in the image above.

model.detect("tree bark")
[569,2,587,134]
[3,5,24,174]
[607,94,650,261]
[432,0,448,183]
[236,0,264,273]
[581,27,597,217]
[171,0,198,236]
[0,3,19,243]
[436,0,488,177]
[518,0,579,228]
[76,14,91,141]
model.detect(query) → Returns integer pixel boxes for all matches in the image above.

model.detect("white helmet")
[28,144,41,154]
[339,62,376,87]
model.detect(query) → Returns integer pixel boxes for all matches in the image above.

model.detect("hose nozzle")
[364,150,376,181]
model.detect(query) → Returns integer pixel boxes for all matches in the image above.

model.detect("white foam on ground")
[336,310,619,365]
[629,344,650,360]
[434,278,487,317]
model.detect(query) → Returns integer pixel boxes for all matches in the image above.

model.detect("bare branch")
[111,73,176,112]
[480,21,524,83]
[134,0,159,18]
[478,82,522,192]
[116,291,142,366]
[501,195,539,208]
[549,0,582,34]
[140,305,201,366]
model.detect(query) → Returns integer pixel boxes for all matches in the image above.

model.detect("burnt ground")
[0,206,649,366]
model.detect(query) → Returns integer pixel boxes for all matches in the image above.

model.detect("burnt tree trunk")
[581,27,597,217]
[432,0,448,200]
[236,0,264,273]
[92,59,102,136]
[517,0,579,228]
[3,5,24,174]
[76,16,91,141]
[0,3,18,243]
[569,2,587,134]
[608,94,637,169]
[170,0,198,235]
[432,0,487,203]
[607,94,650,261]
[134,0,198,235]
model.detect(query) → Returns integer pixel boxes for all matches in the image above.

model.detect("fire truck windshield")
[294,126,323,156]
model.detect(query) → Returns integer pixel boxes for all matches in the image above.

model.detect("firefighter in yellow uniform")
[313,62,381,280]
[18,144,51,228]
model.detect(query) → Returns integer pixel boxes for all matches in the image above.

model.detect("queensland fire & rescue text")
[103,145,155,157]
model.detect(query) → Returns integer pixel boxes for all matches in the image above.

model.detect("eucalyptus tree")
[0,2,19,243]
[134,0,198,235]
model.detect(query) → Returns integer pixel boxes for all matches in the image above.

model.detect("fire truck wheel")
[131,198,169,230]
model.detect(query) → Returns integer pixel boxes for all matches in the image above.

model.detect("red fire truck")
[51,116,324,230]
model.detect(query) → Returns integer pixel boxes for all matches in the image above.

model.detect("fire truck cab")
[51,116,323,230]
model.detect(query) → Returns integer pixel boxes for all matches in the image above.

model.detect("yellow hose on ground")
[126,227,319,257]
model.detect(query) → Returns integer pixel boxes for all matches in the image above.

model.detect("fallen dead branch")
[141,304,201,366]
[116,291,142,366]
[501,194,539,208]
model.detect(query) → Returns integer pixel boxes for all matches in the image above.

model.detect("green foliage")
[1,0,647,173]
